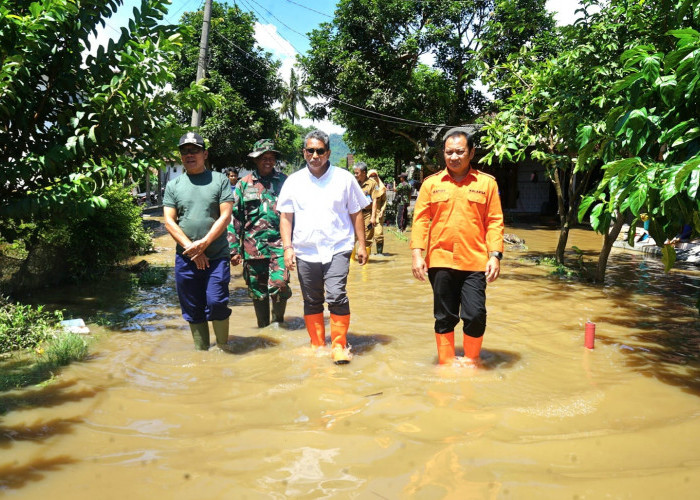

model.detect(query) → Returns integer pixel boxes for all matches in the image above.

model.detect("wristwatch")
[489,251,503,260]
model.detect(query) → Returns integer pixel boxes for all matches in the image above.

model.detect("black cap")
[178,132,205,149]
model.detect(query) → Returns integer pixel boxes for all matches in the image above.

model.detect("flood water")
[2,217,700,499]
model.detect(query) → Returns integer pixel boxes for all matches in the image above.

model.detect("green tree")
[481,0,687,272]
[0,0,211,235]
[172,1,283,170]
[299,0,493,172]
[579,1,700,281]
[279,68,311,125]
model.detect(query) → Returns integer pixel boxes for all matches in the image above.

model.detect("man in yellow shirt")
[368,169,388,255]
[410,127,504,366]
[353,162,378,259]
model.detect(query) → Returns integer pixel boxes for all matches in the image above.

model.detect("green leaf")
[578,195,596,222]
[590,203,604,230]
[661,244,676,272]
[628,184,648,216]
[688,169,700,198]
[659,119,693,144]
[675,157,700,191]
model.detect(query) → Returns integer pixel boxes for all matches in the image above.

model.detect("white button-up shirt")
[277,164,369,263]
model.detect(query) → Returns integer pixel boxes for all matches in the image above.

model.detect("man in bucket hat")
[163,131,235,350]
[228,139,291,327]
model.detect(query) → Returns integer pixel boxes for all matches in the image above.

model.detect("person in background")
[277,130,369,364]
[228,139,291,328]
[163,132,234,350]
[410,127,504,366]
[352,162,378,260]
[395,173,412,232]
[368,169,388,256]
[225,168,239,191]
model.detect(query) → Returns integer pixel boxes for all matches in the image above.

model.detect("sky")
[92,0,583,134]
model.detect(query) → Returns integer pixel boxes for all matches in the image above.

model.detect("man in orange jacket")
[410,127,504,366]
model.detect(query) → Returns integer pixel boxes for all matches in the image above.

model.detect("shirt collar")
[439,167,476,184]
[305,162,332,180]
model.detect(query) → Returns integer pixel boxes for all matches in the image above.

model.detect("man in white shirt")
[278,130,369,364]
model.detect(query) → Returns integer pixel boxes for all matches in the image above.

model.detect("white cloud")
[254,22,345,135]
[546,0,583,26]
[254,22,297,82]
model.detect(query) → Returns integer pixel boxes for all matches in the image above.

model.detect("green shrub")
[0,297,63,354]
[44,184,153,280]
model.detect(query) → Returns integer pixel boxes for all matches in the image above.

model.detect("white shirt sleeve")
[276,175,296,213]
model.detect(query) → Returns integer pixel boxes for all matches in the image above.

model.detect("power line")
[213,24,460,129]
[238,0,303,56]
[181,1,469,130]
[246,0,311,47]
[281,0,333,19]
[167,0,203,22]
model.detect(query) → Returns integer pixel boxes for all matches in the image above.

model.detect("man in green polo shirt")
[163,132,234,350]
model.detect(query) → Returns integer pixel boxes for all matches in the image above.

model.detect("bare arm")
[163,206,193,249]
[350,210,367,265]
[280,212,295,270]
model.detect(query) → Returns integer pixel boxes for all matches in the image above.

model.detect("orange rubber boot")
[463,334,483,362]
[304,313,326,348]
[435,332,455,365]
[330,313,351,364]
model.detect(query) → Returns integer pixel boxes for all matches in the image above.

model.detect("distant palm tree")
[279,68,311,124]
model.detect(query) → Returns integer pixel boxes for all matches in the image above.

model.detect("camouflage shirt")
[395,180,412,206]
[228,169,287,260]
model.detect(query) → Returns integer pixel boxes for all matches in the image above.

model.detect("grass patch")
[0,332,90,394]
[138,266,169,286]
[388,227,409,242]
[528,254,584,279]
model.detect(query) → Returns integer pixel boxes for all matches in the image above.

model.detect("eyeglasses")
[304,147,327,155]
[180,148,203,156]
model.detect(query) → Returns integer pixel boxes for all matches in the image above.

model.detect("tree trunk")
[551,168,568,263]
[594,210,626,284]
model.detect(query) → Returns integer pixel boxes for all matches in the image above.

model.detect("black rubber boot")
[271,299,287,324]
[253,298,270,328]
[376,242,384,255]
[189,322,211,350]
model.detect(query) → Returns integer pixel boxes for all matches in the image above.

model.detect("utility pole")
[191,0,213,127]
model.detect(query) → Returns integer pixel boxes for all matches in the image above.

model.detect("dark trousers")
[428,267,486,338]
[397,204,409,231]
[296,251,352,316]
[175,254,231,323]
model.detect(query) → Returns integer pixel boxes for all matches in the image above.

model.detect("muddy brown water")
[2,218,700,499]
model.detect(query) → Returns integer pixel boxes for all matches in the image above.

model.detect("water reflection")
[4,222,700,498]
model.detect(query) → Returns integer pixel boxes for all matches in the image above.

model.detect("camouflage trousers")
[243,254,292,301]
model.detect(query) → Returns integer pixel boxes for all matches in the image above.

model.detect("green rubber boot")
[212,318,229,347]
[271,298,287,324]
[253,298,270,328]
[189,322,210,350]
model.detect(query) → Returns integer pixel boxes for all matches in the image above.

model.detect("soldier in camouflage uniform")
[395,172,412,232]
[228,139,291,327]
